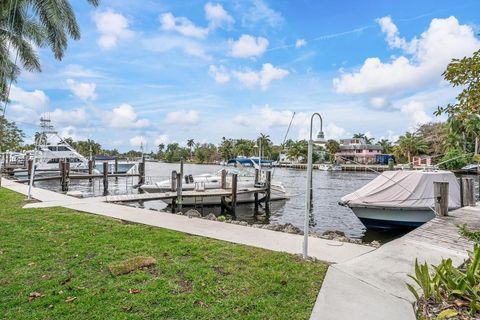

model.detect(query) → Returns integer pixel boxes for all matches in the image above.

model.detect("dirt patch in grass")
[108,256,157,276]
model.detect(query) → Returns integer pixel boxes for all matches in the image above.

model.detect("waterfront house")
[335,138,383,164]
[412,155,433,167]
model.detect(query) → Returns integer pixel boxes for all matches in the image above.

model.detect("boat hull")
[350,206,436,229]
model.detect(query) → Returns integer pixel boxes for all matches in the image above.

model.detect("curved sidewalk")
[1,178,374,264]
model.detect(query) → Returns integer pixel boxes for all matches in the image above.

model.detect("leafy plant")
[407,245,480,317]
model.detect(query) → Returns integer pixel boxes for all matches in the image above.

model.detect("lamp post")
[303,113,326,259]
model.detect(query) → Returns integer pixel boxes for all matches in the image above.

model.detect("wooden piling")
[221,169,227,189]
[88,160,93,182]
[171,170,177,191]
[265,171,271,213]
[60,160,67,191]
[254,169,260,213]
[138,157,145,185]
[176,172,182,212]
[461,178,475,207]
[231,173,238,215]
[27,159,33,179]
[103,162,109,195]
[114,157,119,181]
[434,181,449,216]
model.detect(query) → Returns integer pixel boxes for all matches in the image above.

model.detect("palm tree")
[377,139,393,154]
[325,139,340,162]
[397,132,428,164]
[353,133,374,144]
[187,139,195,159]
[1,0,99,103]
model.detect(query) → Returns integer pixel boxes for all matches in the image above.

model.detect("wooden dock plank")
[101,187,267,203]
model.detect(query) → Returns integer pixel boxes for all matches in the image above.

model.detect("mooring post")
[171,170,177,191]
[60,160,66,191]
[254,169,260,213]
[88,159,93,182]
[461,178,475,207]
[138,157,145,185]
[64,162,70,192]
[221,169,227,189]
[114,157,119,181]
[265,171,271,213]
[434,181,449,216]
[102,162,109,195]
[27,159,33,180]
[176,172,182,212]
[231,173,238,216]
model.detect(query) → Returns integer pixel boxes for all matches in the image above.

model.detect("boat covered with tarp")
[340,170,461,229]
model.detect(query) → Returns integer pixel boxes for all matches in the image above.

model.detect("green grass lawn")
[0,188,327,320]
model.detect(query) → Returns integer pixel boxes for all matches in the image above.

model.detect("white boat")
[318,164,342,171]
[13,118,91,178]
[461,164,479,172]
[139,167,289,206]
[339,170,461,229]
[94,156,137,174]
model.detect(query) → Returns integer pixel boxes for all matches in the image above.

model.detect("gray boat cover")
[340,170,461,209]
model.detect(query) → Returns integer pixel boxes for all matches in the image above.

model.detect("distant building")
[335,138,383,164]
[412,155,433,167]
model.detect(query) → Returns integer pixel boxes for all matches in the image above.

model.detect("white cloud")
[376,16,407,49]
[66,79,97,101]
[130,135,147,148]
[61,65,105,79]
[160,12,208,39]
[9,85,49,110]
[93,9,135,50]
[50,108,88,126]
[208,65,230,84]
[295,39,307,48]
[154,134,169,146]
[333,16,480,96]
[370,97,388,108]
[233,63,289,90]
[107,104,150,129]
[60,126,86,141]
[205,2,234,29]
[229,34,269,58]
[399,100,432,126]
[325,123,348,139]
[243,0,283,27]
[165,110,200,125]
[143,36,210,59]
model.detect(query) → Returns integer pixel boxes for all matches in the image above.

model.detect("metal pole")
[303,139,313,259]
[303,112,323,259]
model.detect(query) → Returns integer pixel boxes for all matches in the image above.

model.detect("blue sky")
[6,0,480,151]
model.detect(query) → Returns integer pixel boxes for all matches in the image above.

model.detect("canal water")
[34,162,479,242]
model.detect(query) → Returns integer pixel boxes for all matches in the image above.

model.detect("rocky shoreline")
[177,209,380,247]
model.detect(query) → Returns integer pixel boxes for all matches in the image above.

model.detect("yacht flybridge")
[13,117,91,178]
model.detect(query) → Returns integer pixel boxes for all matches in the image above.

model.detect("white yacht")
[339,170,461,229]
[139,167,289,206]
[318,163,342,171]
[13,118,91,178]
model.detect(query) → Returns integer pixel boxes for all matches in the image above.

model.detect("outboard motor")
[189,174,194,183]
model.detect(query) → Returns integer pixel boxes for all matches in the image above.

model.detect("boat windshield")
[216,168,255,177]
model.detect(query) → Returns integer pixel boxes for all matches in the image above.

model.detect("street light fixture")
[303,112,326,259]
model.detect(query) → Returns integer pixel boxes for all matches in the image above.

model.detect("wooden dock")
[101,187,267,203]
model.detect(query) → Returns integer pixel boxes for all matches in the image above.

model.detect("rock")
[239,221,248,226]
[322,230,346,239]
[66,191,83,198]
[282,223,303,235]
[370,240,381,248]
[252,224,263,228]
[185,209,201,218]
[204,213,217,221]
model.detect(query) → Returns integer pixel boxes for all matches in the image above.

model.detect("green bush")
[438,148,470,170]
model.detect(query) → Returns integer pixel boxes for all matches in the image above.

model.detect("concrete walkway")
[0,178,374,264]
[310,206,479,320]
